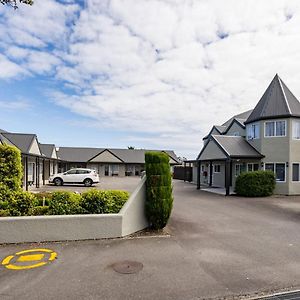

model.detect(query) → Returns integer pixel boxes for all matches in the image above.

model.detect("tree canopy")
[1,0,33,9]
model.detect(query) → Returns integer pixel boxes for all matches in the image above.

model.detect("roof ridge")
[278,75,291,114]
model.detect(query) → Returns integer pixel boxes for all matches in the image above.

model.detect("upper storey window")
[265,120,286,137]
[246,123,260,140]
[292,120,300,139]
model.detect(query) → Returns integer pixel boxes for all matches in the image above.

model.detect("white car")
[49,168,100,187]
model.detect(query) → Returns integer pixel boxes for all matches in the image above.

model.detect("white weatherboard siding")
[90,150,122,163]
[199,140,227,160]
[29,138,42,155]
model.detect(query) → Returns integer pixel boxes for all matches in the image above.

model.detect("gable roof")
[197,135,263,160]
[39,143,56,159]
[0,132,39,155]
[245,74,300,124]
[57,147,180,164]
[222,109,253,127]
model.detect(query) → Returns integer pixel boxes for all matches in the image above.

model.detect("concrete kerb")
[0,178,149,244]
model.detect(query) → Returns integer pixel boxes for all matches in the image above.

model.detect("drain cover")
[111,260,143,274]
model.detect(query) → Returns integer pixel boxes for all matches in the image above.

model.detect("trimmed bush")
[29,206,49,216]
[108,190,129,213]
[48,191,81,215]
[145,152,173,229]
[235,170,276,197]
[0,209,10,217]
[9,191,35,216]
[34,192,52,206]
[0,144,23,191]
[0,183,14,203]
[81,189,129,214]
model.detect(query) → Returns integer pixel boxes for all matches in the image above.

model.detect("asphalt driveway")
[1,180,300,299]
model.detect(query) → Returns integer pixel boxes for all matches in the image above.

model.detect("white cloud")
[2,0,300,157]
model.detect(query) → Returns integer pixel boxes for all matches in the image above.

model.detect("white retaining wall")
[0,178,148,244]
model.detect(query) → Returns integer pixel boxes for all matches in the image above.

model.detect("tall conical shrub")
[145,151,173,229]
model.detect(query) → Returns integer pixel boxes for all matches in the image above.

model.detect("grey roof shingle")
[245,74,300,124]
[222,110,253,127]
[212,135,263,158]
[57,147,180,164]
[39,143,56,159]
[1,133,36,154]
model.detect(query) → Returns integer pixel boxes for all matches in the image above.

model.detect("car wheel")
[84,178,93,187]
[54,178,63,186]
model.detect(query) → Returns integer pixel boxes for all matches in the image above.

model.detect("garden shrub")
[80,190,129,214]
[8,190,35,216]
[48,191,81,215]
[34,192,52,206]
[0,209,10,217]
[0,144,23,191]
[29,206,49,216]
[145,152,173,229]
[235,170,276,197]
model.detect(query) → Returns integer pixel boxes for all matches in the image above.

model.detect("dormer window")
[265,120,286,137]
[246,123,260,140]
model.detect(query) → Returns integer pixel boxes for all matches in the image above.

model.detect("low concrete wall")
[120,176,148,236]
[0,178,148,244]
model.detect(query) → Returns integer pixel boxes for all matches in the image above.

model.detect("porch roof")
[197,135,263,161]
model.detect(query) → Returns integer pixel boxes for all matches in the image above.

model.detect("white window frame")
[235,164,241,177]
[292,163,300,182]
[264,120,287,138]
[292,120,300,140]
[264,162,286,183]
[247,163,259,172]
[246,123,260,140]
[213,164,221,173]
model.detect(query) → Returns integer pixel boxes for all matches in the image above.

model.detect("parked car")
[49,168,100,187]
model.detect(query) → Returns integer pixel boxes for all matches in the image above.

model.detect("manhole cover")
[111,260,143,274]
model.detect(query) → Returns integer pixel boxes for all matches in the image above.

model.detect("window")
[66,169,77,175]
[76,170,90,174]
[214,165,220,173]
[265,121,286,137]
[292,163,300,181]
[247,163,259,172]
[247,123,260,140]
[265,163,285,182]
[235,164,241,177]
[293,121,300,139]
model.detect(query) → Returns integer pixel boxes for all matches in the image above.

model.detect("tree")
[1,0,33,9]
[127,146,135,150]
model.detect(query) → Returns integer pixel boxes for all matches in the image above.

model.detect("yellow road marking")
[5,262,47,270]
[1,255,14,266]
[1,248,57,270]
[16,248,53,255]
[17,254,44,262]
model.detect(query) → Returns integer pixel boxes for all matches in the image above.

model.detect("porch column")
[25,156,28,191]
[36,157,40,188]
[43,159,45,186]
[209,161,213,186]
[184,161,186,182]
[225,159,231,196]
[197,160,201,190]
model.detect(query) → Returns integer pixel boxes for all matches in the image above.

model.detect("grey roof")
[57,147,102,162]
[57,147,180,164]
[0,128,8,133]
[222,109,253,127]
[245,74,300,124]
[0,133,37,154]
[212,135,263,158]
[39,143,56,159]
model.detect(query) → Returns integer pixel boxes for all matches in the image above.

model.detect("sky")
[1,0,300,159]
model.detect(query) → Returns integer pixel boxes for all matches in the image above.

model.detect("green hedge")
[235,170,276,197]
[0,144,23,191]
[145,151,173,229]
[81,190,129,214]
[48,191,81,215]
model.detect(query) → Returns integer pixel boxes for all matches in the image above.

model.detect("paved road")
[29,176,141,193]
[1,180,300,299]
